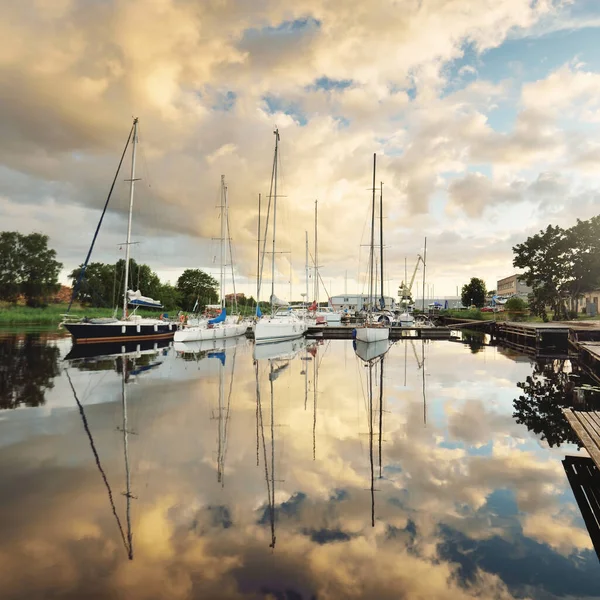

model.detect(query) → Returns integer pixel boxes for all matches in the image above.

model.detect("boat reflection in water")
[354,337,394,526]
[64,344,168,560]
[253,336,317,548]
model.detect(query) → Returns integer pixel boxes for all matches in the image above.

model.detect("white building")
[329,294,396,311]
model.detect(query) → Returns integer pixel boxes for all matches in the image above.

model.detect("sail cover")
[127,289,163,308]
[209,308,226,324]
[270,294,289,307]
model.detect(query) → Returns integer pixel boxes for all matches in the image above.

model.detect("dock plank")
[563,409,600,470]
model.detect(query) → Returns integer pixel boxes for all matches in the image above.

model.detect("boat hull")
[354,339,389,362]
[64,321,176,344]
[253,317,307,344]
[354,326,389,343]
[173,323,247,343]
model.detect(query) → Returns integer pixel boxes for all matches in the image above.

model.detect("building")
[496,274,531,298]
[329,294,396,311]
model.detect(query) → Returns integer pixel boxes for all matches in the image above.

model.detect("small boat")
[62,118,175,344]
[399,311,415,327]
[174,175,248,343]
[254,129,307,344]
[354,154,390,345]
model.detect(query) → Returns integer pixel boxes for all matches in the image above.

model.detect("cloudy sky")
[1,0,600,299]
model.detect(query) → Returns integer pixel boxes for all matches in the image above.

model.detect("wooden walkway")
[563,409,600,469]
[305,325,451,340]
[562,455,600,561]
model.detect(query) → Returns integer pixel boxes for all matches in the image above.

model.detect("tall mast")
[379,181,384,309]
[422,237,427,312]
[257,194,261,312]
[314,199,319,306]
[122,117,138,320]
[271,129,280,317]
[219,175,226,309]
[369,154,376,317]
[305,231,309,307]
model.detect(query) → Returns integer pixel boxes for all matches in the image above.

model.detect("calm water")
[1,330,600,599]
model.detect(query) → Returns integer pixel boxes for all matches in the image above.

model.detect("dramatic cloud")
[0,0,599,296]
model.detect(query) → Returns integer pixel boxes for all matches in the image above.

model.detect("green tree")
[513,224,570,321]
[0,232,62,306]
[176,269,219,311]
[461,278,486,308]
[505,296,527,321]
[69,262,116,307]
[157,283,181,312]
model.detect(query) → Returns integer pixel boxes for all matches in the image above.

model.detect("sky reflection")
[0,334,599,599]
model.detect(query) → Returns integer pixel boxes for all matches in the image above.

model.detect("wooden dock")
[305,325,452,340]
[563,408,600,470]
[562,455,600,561]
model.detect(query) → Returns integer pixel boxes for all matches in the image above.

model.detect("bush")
[505,296,527,320]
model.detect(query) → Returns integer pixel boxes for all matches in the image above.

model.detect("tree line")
[0,230,256,312]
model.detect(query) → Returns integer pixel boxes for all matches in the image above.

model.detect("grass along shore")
[0,303,164,324]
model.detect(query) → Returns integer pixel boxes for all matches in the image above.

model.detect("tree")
[505,296,527,321]
[157,283,181,312]
[69,259,164,308]
[176,269,219,311]
[0,232,62,306]
[513,225,570,321]
[512,217,600,321]
[461,278,486,308]
[513,359,580,448]
[69,262,116,307]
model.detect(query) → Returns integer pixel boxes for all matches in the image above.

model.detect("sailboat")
[62,118,176,344]
[174,175,247,342]
[253,129,307,344]
[354,154,390,344]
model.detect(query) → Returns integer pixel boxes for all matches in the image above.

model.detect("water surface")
[1,331,599,599]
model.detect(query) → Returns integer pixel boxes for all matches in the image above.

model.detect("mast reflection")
[64,344,166,560]
[354,338,390,527]
[253,337,309,548]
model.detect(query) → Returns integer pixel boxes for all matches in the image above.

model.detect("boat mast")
[314,199,319,307]
[379,181,384,310]
[122,117,138,320]
[305,231,309,308]
[422,237,427,312]
[270,129,280,317]
[220,175,226,310]
[369,154,376,318]
[257,194,261,311]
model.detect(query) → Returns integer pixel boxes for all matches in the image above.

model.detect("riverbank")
[0,303,160,324]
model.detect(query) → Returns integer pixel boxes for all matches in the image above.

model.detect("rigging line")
[65,369,130,556]
[225,202,238,314]
[68,123,134,313]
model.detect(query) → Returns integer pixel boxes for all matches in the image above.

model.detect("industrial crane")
[398,255,424,307]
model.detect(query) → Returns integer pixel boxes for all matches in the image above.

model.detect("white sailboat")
[254,129,307,344]
[174,175,247,343]
[354,154,390,344]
